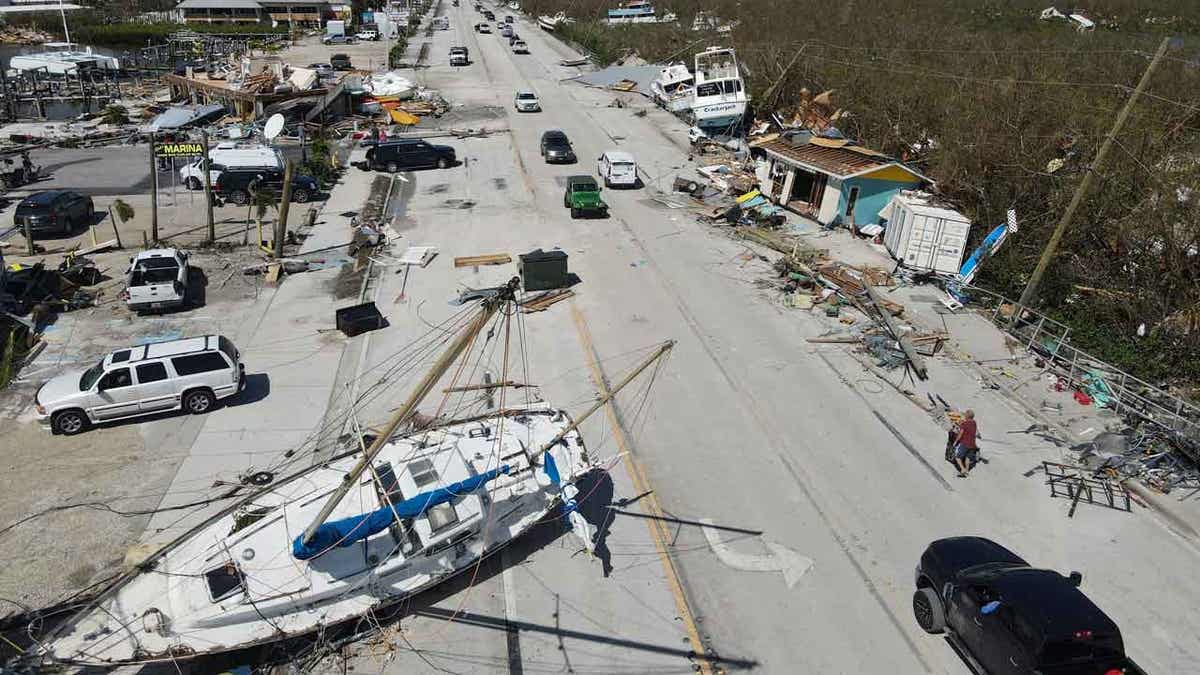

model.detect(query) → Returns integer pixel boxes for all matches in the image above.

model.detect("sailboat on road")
[37,277,673,667]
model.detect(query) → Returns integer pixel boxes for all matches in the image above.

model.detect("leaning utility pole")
[1015,36,1171,314]
[275,160,294,259]
[201,129,215,244]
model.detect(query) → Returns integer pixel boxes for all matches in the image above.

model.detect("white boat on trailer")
[37,278,673,667]
[691,46,748,132]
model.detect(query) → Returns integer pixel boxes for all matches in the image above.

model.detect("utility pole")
[200,129,215,244]
[149,131,159,245]
[1015,36,1171,314]
[275,160,294,259]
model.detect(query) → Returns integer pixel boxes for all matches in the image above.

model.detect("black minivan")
[364,140,457,173]
[14,190,94,237]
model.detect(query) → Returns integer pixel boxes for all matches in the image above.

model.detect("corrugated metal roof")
[756,137,923,181]
[177,0,262,8]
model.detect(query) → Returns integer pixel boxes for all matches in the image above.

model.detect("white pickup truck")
[123,249,190,313]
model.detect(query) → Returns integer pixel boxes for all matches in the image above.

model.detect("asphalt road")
[331,3,1200,674]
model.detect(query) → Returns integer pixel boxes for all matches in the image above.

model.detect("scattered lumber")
[454,253,512,267]
[520,289,574,313]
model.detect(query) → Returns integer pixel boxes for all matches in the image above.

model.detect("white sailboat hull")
[692,98,747,130]
[44,408,591,666]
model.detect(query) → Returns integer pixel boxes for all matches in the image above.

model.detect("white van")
[34,335,245,435]
[432,16,449,30]
[597,150,639,188]
[179,143,282,190]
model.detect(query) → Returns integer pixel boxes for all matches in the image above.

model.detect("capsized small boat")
[650,62,694,113]
[38,278,673,667]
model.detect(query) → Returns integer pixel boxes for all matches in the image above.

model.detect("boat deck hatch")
[205,563,244,602]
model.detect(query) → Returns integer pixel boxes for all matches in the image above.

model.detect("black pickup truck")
[913,537,1147,675]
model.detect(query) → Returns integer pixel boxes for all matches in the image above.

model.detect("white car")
[512,40,529,54]
[124,248,190,313]
[179,143,282,190]
[597,150,639,187]
[514,91,541,112]
[476,22,491,33]
[356,29,380,41]
[34,335,245,435]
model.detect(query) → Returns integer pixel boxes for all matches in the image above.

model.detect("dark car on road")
[914,537,1146,675]
[330,53,353,70]
[364,139,457,172]
[14,190,94,237]
[540,130,576,163]
[214,168,319,205]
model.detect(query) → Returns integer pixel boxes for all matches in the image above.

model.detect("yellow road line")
[569,300,713,675]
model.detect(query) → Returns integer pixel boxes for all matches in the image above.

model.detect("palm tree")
[107,198,133,249]
[100,104,130,126]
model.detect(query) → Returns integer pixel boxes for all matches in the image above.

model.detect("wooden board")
[454,253,512,267]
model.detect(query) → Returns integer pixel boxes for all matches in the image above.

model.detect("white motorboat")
[650,61,694,113]
[691,46,747,131]
[537,11,570,31]
[9,42,120,76]
[38,279,674,667]
[606,1,675,24]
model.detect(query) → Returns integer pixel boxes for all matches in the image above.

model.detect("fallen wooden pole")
[442,381,533,393]
[865,284,928,381]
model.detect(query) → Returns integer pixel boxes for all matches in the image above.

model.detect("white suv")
[34,335,245,435]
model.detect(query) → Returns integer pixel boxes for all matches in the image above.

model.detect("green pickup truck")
[563,175,608,219]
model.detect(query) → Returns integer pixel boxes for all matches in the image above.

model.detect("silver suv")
[34,335,245,435]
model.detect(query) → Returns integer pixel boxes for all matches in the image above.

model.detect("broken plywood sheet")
[398,245,439,267]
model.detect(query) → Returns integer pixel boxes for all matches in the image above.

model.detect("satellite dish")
[264,114,285,141]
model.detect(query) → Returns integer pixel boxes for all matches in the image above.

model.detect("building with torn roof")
[177,0,332,26]
[751,131,930,230]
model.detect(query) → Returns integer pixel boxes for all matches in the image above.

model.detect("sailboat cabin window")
[427,502,459,532]
[204,563,244,602]
[408,459,439,488]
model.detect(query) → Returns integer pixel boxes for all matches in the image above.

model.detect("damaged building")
[752,131,930,230]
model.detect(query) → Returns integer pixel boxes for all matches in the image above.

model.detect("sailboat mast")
[300,280,516,545]
[58,0,71,44]
[531,340,674,460]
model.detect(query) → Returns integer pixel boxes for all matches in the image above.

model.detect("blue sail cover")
[292,464,511,560]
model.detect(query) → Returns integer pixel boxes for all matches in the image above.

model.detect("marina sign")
[154,142,204,158]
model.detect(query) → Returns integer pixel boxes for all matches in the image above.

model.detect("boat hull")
[692,100,746,130]
[42,409,592,667]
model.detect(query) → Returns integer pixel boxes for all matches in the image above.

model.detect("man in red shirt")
[953,409,979,477]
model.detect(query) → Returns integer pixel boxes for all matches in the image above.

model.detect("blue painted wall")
[837,176,923,226]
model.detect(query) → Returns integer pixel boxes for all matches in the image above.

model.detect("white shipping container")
[882,192,971,275]
[327,20,346,37]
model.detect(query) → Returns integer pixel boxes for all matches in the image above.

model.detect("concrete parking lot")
[3,4,1199,674]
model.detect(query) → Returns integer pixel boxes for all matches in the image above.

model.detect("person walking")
[953,409,979,477]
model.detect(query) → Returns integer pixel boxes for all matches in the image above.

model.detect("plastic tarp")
[389,109,420,125]
[288,67,318,91]
[364,72,416,99]
[146,103,225,131]
[292,464,510,560]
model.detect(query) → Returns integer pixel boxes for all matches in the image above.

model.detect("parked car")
[476,22,491,33]
[563,175,607,219]
[124,248,189,314]
[914,537,1147,675]
[596,150,638,187]
[214,168,319,205]
[34,335,245,435]
[511,39,529,54]
[540,130,576,163]
[330,53,353,70]
[449,46,469,66]
[514,91,541,112]
[432,16,450,30]
[355,29,380,41]
[13,190,93,237]
[308,62,335,78]
[364,139,457,172]
[322,34,356,45]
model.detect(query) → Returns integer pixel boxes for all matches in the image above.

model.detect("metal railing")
[961,283,1200,461]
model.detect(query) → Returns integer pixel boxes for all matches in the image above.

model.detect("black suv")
[540,130,576,163]
[214,168,319,205]
[914,537,1145,675]
[364,140,457,172]
[330,53,352,70]
[14,190,94,237]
